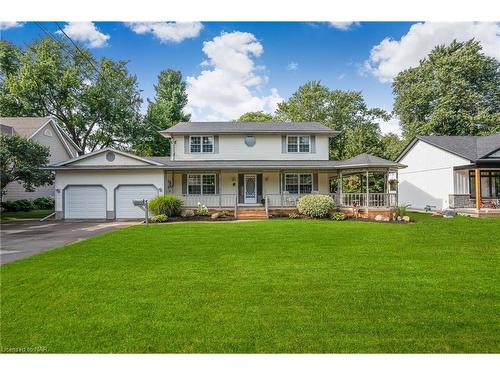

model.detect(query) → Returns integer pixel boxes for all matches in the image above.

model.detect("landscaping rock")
[181,209,195,218]
[211,212,221,219]
[374,214,384,221]
[402,215,411,222]
[442,209,456,218]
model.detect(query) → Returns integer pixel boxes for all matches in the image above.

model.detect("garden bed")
[167,215,236,222]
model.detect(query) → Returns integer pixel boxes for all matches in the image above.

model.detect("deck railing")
[178,194,237,208]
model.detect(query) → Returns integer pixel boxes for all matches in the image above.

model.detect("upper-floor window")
[190,136,214,153]
[287,135,310,153]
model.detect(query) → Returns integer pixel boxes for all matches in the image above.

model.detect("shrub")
[14,199,35,212]
[149,195,182,217]
[33,196,55,210]
[150,214,168,223]
[330,211,346,221]
[195,202,210,216]
[396,204,411,217]
[296,194,334,218]
[288,212,300,219]
[1,201,19,212]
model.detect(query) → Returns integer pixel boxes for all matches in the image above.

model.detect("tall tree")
[276,81,389,159]
[380,133,404,161]
[0,134,53,201]
[134,69,190,156]
[237,111,275,122]
[0,37,143,154]
[393,39,500,140]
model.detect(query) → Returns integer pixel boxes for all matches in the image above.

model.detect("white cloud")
[366,22,500,83]
[328,22,359,31]
[0,22,24,31]
[379,116,402,136]
[337,73,345,80]
[186,31,283,121]
[287,62,299,71]
[56,22,110,48]
[126,22,203,43]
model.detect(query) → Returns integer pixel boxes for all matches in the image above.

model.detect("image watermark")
[2,346,48,353]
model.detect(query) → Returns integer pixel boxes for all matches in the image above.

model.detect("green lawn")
[1,213,499,353]
[1,209,53,221]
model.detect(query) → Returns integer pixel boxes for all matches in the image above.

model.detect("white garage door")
[115,185,158,219]
[64,186,106,219]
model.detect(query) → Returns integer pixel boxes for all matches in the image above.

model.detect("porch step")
[236,208,268,220]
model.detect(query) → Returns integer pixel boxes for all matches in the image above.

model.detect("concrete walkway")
[0,220,139,265]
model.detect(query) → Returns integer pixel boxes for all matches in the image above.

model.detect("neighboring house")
[49,122,404,220]
[1,117,81,201]
[396,133,500,213]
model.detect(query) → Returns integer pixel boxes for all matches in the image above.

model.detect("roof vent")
[245,136,256,147]
[106,151,116,162]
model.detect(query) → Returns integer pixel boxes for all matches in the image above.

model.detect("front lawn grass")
[1,209,53,221]
[1,213,498,353]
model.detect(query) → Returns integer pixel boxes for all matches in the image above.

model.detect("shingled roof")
[397,133,500,162]
[0,117,52,138]
[161,122,339,135]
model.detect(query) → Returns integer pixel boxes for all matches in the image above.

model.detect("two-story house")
[1,116,81,201]
[50,122,404,220]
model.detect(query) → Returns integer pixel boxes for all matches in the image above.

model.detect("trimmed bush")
[149,195,182,217]
[1,201,19,212]
[296,194,334,218]
[330,211,346,221]
[33,196,55,210]
[195,203,210,216]
[150,214,168,223]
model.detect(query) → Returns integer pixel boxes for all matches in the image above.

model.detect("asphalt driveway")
[0,220,139,264]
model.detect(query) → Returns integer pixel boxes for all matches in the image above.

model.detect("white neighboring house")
[49,122,405,220]
[1,117,81,201]
[396,133,500,211]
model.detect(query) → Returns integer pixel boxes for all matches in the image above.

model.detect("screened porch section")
[450,168,500,209]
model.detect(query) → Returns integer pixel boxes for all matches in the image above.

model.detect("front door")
[244,174,257,204]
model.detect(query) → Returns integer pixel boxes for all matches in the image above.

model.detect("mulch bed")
[167,216,236,223]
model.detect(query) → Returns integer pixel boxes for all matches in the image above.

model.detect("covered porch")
[450,164,500,214]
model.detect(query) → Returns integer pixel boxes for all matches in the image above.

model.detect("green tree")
[0,37,143,154]
[0,134,54,201]
[380,133,404,161]
[276,81,389,159]
[237,111,275,122]
[393,39,500,140]
[135,69,191,156]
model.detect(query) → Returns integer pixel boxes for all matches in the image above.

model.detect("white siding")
[398,140,470,209]
[74,152,151,166]
[454,170,469,194]
[172,134,330,161]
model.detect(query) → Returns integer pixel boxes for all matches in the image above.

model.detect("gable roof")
[396,133,500,162]
[0,116,82,154]
[161,122,340,136]
[51,147,164,167]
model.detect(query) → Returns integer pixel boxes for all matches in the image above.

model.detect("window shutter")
[257,174,263,203]
[214,136,219,154]
[216,173,220,194]
[184,136,190,154]
[238,174,244,204]
[281,173,286,193]
[311,136,316,153]
[182,174,187,194]
[281,136,287,153]
[313,173,318,192]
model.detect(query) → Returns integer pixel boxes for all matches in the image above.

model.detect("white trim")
[189,135,214,154]
[52,147,163,167]
[286,135,311,153]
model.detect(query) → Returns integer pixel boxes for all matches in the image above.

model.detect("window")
[285,173,313,194]
[287,135,310,153]
[187,174,216,195]
[469,170,500,198]
[190,136,214,153]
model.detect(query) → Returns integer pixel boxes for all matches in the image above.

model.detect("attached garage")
[64,186,106,219]
[115,185,158,219]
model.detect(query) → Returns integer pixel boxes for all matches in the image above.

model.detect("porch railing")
[177,194,237,208]
[337,192,397,208]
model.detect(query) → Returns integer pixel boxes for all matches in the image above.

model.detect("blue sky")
[2,21,499,134]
